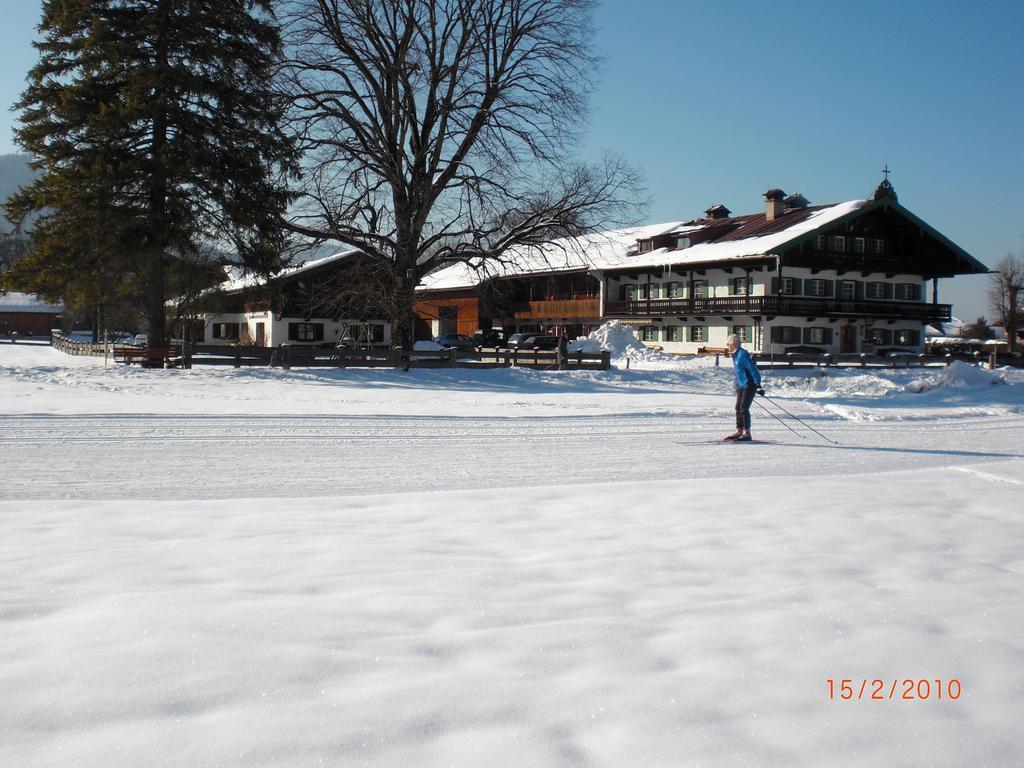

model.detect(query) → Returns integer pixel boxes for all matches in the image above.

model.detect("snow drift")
[568,320,675,363]
[904,359,1005,392]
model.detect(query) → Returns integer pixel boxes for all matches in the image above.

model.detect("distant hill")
[0,154,35,233]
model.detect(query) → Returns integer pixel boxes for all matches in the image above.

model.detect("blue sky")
[2,0,1022,320]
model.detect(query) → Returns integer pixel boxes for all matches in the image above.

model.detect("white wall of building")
[201,312,390,348]
[605,266,930,355]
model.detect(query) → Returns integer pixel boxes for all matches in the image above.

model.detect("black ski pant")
[735,385,757,431]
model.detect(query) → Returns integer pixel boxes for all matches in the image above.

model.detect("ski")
[673,439,778,445]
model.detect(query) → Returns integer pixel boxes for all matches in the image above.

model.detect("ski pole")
[752,398,805,439]
[758,393,839,445]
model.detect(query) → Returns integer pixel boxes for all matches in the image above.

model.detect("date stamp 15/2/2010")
[826,679,962,701]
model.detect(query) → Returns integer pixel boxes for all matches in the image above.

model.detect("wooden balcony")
[603,296,952,322]
[510,297,601,320]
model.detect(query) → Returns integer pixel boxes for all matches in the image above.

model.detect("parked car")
[473,329,510,348]
[526,335,561,350]
[508,332,539,349]
[433,333,477,351]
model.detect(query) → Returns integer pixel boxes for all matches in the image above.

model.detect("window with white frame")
[807,279,827,297]
[289,322,323,342]
[840,280,856,300]
[895,329,919,346]
[853,237,866,253]
[896,283,920,300]
[731,276,751,295]
[676,236,690,249]
[731,325,751,343]
[779,276,794,295]
[649,283,666,300]
[641,326,661,342]
[212,322,240,340]
[638,240,653,253]
[620,284,640,301]
[873,238,886,255]
[869,328,888,345]
[667,281,684,298]
[688,326,707,342]
[808,327,827,344]
[812,235,826,250]
[692,280,708,299]
[866,281,887,299]
[770,326,800,344]
[830,235,846,252]
[666,325,684,342]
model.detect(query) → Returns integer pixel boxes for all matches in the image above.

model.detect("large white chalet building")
[416,177,987,354]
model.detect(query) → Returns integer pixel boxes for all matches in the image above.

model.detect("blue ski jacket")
[732,346,761,389]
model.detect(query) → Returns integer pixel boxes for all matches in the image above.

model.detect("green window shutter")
[288,323,298,341]
[825,280,835,297]
[884,329,893,345]
[802,327,812,343]
[824,328,834,345]
[770,326,781,343]
[855,281,864,300]
[793,278,804,295]
[912,284,921,301]
[314,324,324,342]
[884,283,894,300]
[771,277,779,294]
[618,285,627,301]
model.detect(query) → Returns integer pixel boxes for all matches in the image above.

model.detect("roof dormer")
[704,204,731,220]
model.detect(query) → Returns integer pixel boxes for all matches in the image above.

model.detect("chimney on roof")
[764,188,785,221]
[704,204,731,220]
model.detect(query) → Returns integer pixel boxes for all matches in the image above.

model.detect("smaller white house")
[196,250,391,349]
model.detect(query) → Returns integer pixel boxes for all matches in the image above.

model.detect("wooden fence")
[739,350,1019,369]
[187,343,611,371]
[51,334,131,358]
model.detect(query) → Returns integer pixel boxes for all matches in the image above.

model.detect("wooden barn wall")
[413,295,480,339]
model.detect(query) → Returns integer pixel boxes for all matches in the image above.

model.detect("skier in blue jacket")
[725,333,762,441]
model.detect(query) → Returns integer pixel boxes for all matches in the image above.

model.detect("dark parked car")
[526,335,560,350]
[433,333,477,351]
[508,332,538,349]
[473,329,510,348]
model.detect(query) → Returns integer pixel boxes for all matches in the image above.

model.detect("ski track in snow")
[2,411,1022,501]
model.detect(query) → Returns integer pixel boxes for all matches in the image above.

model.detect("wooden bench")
[697,345,729,355]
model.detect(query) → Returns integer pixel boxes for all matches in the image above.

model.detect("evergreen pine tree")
[5,0,298,347]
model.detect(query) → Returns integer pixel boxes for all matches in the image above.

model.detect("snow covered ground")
[1,341,1022,767]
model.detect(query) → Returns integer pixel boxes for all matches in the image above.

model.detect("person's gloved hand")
[756,388,765,396]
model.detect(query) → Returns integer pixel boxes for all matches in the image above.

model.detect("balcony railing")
[510,297,601,320]
[603,296,951,322]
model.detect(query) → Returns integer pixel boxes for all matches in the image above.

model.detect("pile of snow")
[905,360,1004,392]
[568,320,673,362]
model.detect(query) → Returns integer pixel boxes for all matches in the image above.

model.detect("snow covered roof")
[219,249,363,293]
[0,292,63,313]
[418,200,866,291]
[418,221,685,291]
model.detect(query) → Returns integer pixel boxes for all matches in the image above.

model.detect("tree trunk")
[1009,288,1018,354]
[392,278,417,351]
[147,250,167,348]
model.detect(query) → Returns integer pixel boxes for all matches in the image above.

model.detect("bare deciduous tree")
[280,0,643,347]
[988,251,1024,353]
